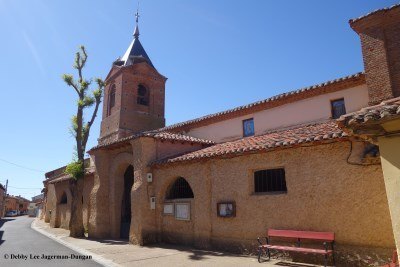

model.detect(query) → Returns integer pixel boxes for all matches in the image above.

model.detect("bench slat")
[261,244,333,255]
[268,229,334,241]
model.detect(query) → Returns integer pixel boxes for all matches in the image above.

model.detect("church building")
[43,4,400,266]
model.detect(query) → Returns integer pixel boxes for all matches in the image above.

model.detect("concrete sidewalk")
[31,219,319,267]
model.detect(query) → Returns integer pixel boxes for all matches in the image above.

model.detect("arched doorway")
[120,165,134,239]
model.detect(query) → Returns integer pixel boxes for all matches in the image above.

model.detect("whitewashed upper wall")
[185,84,369,143]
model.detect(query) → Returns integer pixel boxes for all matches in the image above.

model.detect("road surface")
[0,216,103,267]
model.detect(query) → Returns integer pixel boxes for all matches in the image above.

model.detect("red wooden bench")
[381,250,398,267]
[257,229,335,267]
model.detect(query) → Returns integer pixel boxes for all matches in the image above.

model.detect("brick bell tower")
[99,10,167,144]
[350,4,400,105]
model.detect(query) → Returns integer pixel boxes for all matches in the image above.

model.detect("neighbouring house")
[16,196,30,214]
[5,195,30,214]
[43,4,400,266]
[5,195,18,213]
[0,184,5,217]
[29,194,44,217]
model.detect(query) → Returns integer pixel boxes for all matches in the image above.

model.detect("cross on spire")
[135,9,140,24]
[133,3,140,38]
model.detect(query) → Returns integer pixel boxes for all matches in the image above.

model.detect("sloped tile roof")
[153,120,347,166]
[47,167,95,184]
[337,97,400,128]
[156,72,365,133]
[90,131,215,151]
[349,3,400,24]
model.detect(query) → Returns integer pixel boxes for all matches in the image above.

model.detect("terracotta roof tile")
[153,120,347,166]
[156,73,365,133]
[90,131,215,151]
[47,167,95,184]
[349,3,400,24]
[337,97,400,128]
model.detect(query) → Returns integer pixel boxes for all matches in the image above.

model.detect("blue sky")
[0,0,397,199]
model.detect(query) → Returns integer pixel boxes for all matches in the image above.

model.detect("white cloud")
[22,31,46,77]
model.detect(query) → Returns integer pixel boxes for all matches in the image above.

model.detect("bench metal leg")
[257,247,264,263]
[332,253,336,266]
[267,248,270,260]
[324,254,328,267]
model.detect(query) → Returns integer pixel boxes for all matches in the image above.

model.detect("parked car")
[5,210,18,217]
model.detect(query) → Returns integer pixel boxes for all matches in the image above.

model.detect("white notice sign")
[163,203,174,215]
[175,203,190,220]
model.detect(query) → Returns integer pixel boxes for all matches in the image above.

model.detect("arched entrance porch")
[120,165,134,238]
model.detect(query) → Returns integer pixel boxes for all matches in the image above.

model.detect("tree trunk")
[69,178,84,237]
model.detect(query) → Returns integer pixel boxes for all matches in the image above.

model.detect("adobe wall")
[58,204,70,229]
[52,180,72,229]
[153,162,212,249]
[44,184,56,223]
[152,141,395,266]
[378,135,400,263]
[83,174,94,231]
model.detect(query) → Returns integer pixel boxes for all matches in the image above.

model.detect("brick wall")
[99,63,167,144]
[351,5,400,105]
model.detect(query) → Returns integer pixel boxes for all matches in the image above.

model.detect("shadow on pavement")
[0,218,15,228]
[144,243,254,262]
[0,218,15,246]
[275,261,318,267]
[85,238,130,246]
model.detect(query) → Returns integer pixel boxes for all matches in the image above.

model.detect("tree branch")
[82,97,101,152]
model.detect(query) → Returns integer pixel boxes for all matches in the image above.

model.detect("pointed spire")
[133,5,140,38]
[118,3,155,69]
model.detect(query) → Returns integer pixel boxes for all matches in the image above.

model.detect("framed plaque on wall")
[163,203,174,215]
[175,203,190,221]
[217,202,236,217]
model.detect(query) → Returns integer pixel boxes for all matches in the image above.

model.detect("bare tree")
[62,46,104,237]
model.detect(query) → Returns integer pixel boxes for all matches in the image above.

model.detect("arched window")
[137,84,149,106]
[60,192,68,204]
[108,85,116,116]
[166,177,194,199]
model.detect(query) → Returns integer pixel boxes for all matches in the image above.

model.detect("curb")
[31,219,120,267]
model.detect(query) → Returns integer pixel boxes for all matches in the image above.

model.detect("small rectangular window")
[254,168,287,193]
[331,98,346,119]
[243,118,255,137]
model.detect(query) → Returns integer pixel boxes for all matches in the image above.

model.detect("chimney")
[350,4,400,105]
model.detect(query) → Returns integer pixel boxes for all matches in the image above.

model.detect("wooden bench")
[381,250,398,267]
[257,229,335,267]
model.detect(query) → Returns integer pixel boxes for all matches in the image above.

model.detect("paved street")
[0,216,102,267]
[31,218,322,267]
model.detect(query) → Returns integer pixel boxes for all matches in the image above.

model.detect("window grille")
[167,177,194,199]
[331,98,346,119]
[254,168,287,193]
[137,84,149,106]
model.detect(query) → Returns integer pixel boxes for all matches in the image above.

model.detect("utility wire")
[0,158,45,173]
[8,186,42,190]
